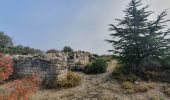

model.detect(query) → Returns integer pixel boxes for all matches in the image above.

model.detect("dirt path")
[30,61,170,100]
[31,61,120,100]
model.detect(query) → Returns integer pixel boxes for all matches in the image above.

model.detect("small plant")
[122,81,134,89]
[46,49,58,54]
[84,58,108,74]
[54,71,81,88]
[0,53,13,82]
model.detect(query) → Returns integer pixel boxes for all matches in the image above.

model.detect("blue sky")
[0,0,170,54]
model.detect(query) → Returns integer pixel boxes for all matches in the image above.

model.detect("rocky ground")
[30,61,170,100]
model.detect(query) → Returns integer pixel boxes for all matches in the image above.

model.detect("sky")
[0,0,170,55]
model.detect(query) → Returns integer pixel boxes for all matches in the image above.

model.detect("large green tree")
[107,0,170,67]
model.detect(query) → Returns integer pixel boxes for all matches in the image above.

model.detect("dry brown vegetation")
[122,81,155,92]
[164,88,170,96]
[28,60,170,100]
[0,75,39,100]
[164,85,170,97]
[55,71,81,88]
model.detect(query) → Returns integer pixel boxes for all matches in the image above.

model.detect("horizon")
[0,0,170,55]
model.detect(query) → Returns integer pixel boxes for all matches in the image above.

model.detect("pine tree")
[106,0,170,67]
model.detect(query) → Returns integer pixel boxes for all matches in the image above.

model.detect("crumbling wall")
[12,50,96,83]
[67,51,96,71]
[12,54,67,83]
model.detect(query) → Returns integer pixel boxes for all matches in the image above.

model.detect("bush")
[122,81,134,89]
[100,55,113,62]
[46,49,58,54]
[133,58,170,82]
[115,73,139,82]
[112,58,170,83]
[112,65,140,82]
[139,58,162,72]
[0,53,13,82]
[84,58,108,74]
[54,71,81,88]
[0,75,39,100]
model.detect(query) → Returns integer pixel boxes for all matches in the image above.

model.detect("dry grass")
[122,81,155,93]
[164,88,170,97]
[150,95,163,100]
[122,81,134,89]
[55,71,81,88]
[29,60,170,100]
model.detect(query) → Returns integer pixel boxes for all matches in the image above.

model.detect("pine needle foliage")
[106,0,170,67]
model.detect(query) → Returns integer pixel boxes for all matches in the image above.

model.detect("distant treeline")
[0,45,43,55]
[0,32,43,55]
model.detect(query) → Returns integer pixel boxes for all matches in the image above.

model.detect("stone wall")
[12,54,68,83]
[67,51,96,71]
[12,50,96,83]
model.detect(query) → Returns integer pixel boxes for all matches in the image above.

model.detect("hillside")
[30,61,170,100]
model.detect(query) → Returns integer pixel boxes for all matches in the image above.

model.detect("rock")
[134,81,139,84]
[89,92,98,98]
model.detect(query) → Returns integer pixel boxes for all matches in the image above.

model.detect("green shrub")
[112,58,170,83]
[112,65,139,82]
[54,71,81,88]
[100,55,113,62]
[84,58,108,74]
[113,73,139,82]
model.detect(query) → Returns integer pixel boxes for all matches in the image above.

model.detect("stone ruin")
[68,51,96,71]
[12,51,96,83]
[12,54,67,85]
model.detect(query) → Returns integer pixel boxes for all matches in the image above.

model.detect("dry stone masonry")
[12,51,96,82]
[68,51,96,71]
[13,54,67,81]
